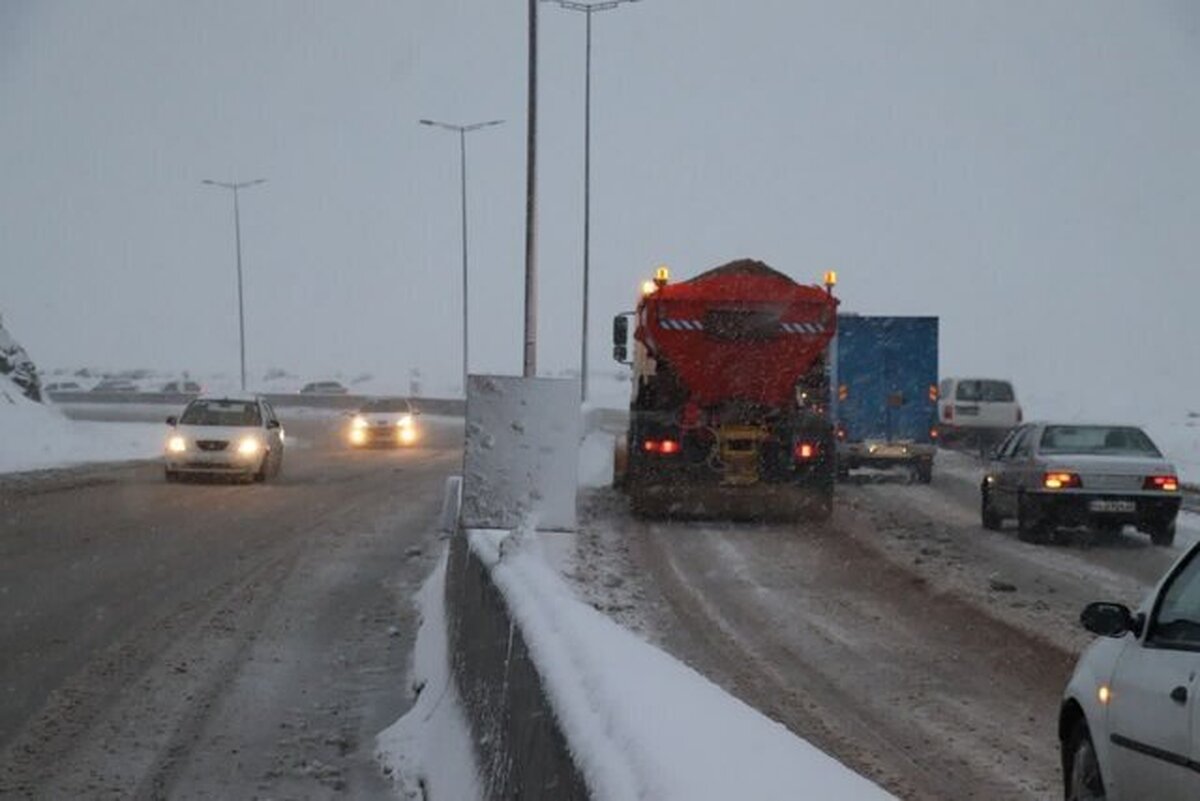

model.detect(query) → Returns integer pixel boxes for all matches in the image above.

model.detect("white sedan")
[164,395,284,482]
[1060,541,1200,800]
[347,397,419,448]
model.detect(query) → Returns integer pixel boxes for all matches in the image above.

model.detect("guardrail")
[48,391,466,416]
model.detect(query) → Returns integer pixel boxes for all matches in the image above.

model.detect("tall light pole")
[202,178,266,392]
[543,0,641,401]
[419,119,505,396]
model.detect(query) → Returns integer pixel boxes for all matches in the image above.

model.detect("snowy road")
[570,450,1195,801]
[0,412,462,799]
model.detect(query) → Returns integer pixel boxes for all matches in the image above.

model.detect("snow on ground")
[0,377,163,474]
[377,549,482,801]
[468,526,894,801]
[578,428,614,489]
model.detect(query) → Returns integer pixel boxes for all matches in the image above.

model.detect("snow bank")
[377,549,482,800]
[578,429,614,488]
[469,528,894,801]
[0,376,163,474]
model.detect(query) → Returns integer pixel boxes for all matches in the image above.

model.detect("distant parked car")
[164,395,284,482]
[299,380,348,395]
[160,380,202,394]
[1060,540,1200,801]
[937,377,1021,448]
[44,381,84,393]
[980,422,1181,545]
[347,397,419,447]
[90,378,139,393]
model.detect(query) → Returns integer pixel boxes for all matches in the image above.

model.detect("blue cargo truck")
[833,315,939,483]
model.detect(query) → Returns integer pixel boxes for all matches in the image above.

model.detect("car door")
[1108,550,1200,800]
[992,425,1032,516]
[263,401,283,455]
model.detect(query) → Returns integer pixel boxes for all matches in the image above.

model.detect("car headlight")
[352,415,368,429]
[397,415,413,428]
[167,435,187,453]
[237,437,262,456]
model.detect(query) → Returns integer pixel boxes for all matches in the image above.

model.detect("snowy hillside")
[0,376,164,474]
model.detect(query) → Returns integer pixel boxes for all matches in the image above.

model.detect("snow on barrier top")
[468,528,895,801]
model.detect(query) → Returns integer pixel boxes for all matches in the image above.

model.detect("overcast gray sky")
[3,1,1198,414]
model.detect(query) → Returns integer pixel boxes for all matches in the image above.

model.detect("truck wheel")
[915,459,933,484]
[980,486,1003,531]
[1017,493,1049,544]
[1149,520,1176,547]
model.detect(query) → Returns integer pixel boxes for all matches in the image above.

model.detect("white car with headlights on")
[164,395,284,482]
[1060,542,1200,801]
[347,397,419,448]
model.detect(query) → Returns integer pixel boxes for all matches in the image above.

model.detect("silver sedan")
[980,423,1182,545]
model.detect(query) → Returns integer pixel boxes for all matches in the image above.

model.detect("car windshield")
[361,399,410,413]
[179,400,261,427]
[955,380,1014,402]
[1038,425,1162,457]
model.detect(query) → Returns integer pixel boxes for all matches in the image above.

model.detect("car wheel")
[981,486,1003,530]
[1017,492,1049,544]
[1064,719,1106,801]
[1149,519,1176,547]
[253,453,269,483]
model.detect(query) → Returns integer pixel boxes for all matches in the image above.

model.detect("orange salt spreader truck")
[612,259,839,519]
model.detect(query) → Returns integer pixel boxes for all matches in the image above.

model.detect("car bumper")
[348,426,418,447]
[165,453,259,475]
[1027,491,1181,527]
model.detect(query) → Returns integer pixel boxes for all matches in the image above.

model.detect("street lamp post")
[543,0,641,401]
[419,119,505,397]
[202,178,266,392]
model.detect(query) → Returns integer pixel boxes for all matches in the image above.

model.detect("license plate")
[1089,499,1136,513]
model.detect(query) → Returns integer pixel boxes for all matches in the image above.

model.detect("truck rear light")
[642,438,680,455]
[1043,472,1082,490]
[793,441,818,461]
[1144,475,1179,492]
[928,384,938,403]
[930,427,939,440]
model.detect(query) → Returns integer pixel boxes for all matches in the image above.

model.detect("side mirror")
[166,416,177,426]
[613,313,632,364]
[266,420,281,430]
[1081,602,1138,638]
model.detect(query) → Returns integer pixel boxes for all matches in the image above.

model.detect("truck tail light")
[1043,472,1082,490]
[793,441,818,461]
[1144,475,1179,492]
[642,438,681,455]
[835,423,847,442]
[928,384,938,403]
[930,427,939,440]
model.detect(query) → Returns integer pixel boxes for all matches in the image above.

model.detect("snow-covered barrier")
[445,528,590,799]
[462,376,579,531]
[445,526,895,801]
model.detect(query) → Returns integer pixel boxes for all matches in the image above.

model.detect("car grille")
[196,440,229,452]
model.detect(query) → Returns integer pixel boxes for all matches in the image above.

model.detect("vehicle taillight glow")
[659,439,681,454]
[794,442,818,461]
[930,427,939,440]
[1043,472,1082,490]
[643,438,681,455]
[1144,475,1179,492]
[928,384,938,403]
